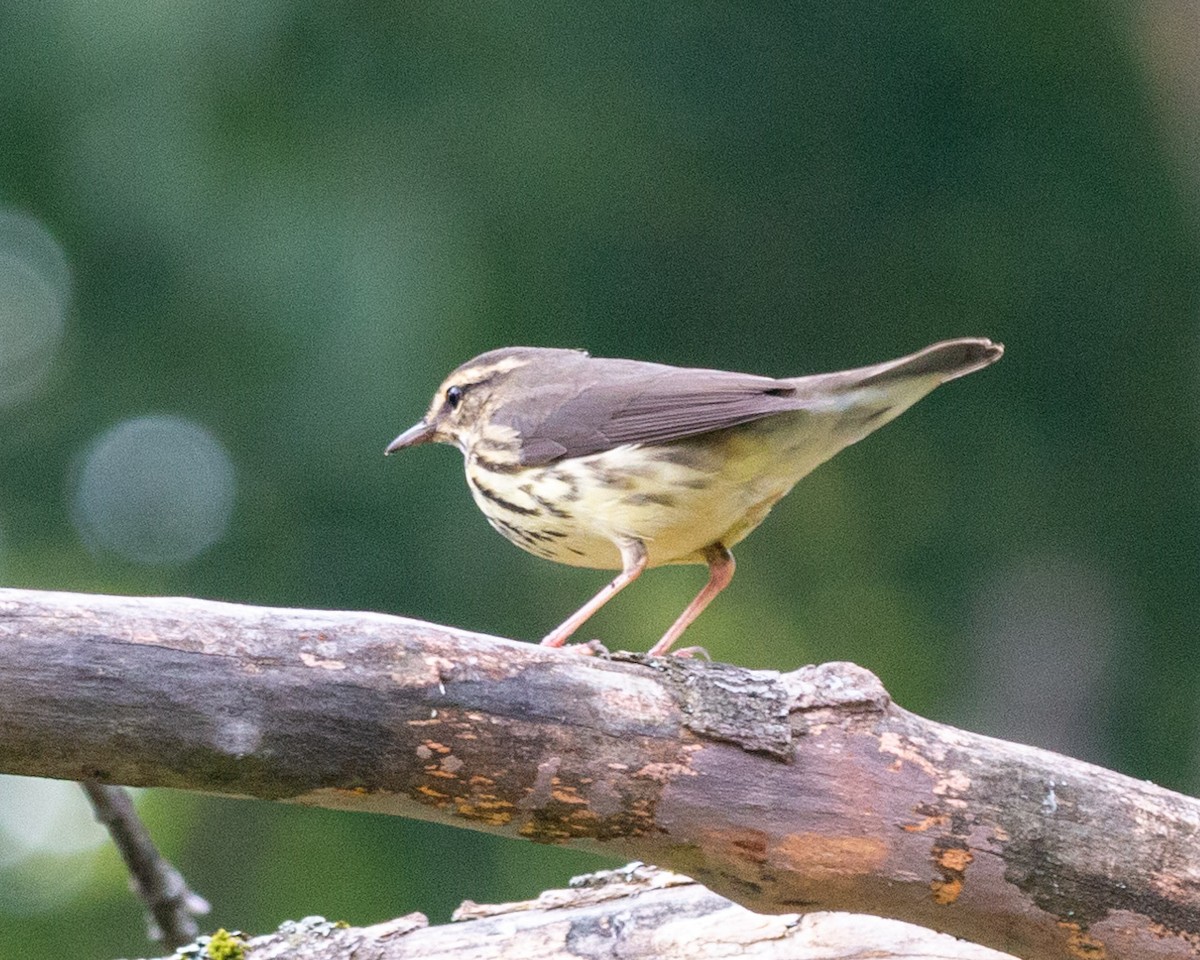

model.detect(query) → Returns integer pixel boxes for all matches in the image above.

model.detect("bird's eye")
[445,385,464,409]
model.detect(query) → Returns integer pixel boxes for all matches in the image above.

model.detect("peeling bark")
[1,588,1197,959]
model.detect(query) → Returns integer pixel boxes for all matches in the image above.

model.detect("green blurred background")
[2,1,1198,956]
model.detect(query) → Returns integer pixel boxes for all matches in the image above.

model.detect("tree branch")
[1,588,1197,959]
[129,864,1020,960]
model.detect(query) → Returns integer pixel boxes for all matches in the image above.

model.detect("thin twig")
[81,781,209,949]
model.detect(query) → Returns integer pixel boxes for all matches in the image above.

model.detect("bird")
[386,339,1003,656]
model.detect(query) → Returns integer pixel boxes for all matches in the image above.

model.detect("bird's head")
[385,347,586,457]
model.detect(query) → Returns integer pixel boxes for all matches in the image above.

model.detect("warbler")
[386,339,1002,655]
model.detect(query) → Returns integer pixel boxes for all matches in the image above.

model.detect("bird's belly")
[465,419,830,570]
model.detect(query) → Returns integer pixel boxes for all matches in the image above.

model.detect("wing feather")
[496,360,804,466]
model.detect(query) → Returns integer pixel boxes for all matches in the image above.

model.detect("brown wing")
[490,338,1002,466]
[495,358,804,466]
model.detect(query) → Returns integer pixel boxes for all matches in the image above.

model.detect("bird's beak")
[385,420,435,455]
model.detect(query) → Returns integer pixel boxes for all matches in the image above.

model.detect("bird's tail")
[826,338,1005,391]
[790,338,1003,397]
[857,337,1004,386]
[782,337,1003,450]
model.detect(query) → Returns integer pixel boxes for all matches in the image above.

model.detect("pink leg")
[647,545,735,656]
[542,540,649,647]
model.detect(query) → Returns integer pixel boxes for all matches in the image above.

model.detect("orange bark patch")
[695,826,768,866]
[930,840,973,905]
[775,833,888,874]
[1058,921,1107,960]
[931,876,963,904]
[938,847,973,872]
[456,800,514,826]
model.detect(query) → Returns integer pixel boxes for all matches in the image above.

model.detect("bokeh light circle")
[0,776,110,867]
[0,210,71,407]
[72,415,236,565]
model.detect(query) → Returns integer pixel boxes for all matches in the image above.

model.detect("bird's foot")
[554,638,609,657]
[670,645,711,661]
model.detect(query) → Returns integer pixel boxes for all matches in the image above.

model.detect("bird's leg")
[541,539,649,648]
[647,544,735,656]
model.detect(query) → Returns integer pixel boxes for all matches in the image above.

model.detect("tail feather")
[782,337,1003,447]
[790,338,1003,396]
[859,337,1004,386]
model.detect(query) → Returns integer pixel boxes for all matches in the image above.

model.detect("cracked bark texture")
[1,588,1197,960]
